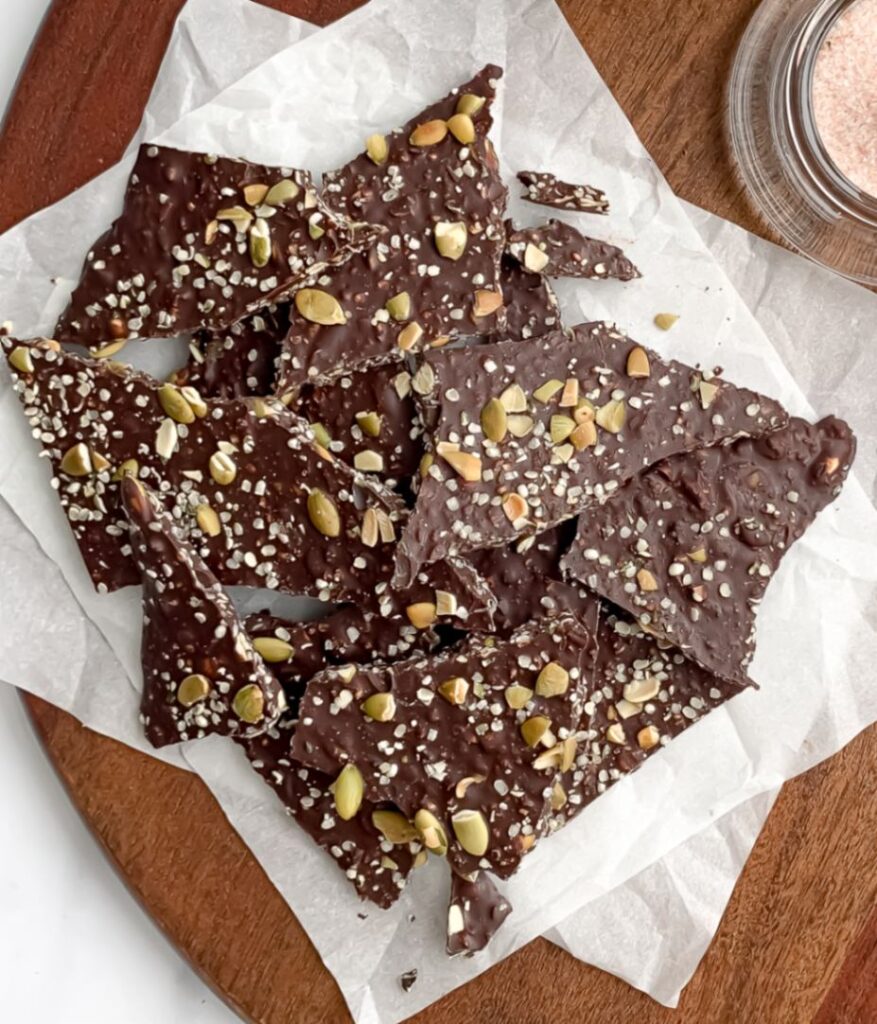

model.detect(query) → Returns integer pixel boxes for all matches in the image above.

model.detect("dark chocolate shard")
[393,322,789,587]
[2,337,495,631]
[447,871,512,956]
[120,476,286,748]
[561,416,856,685]
[498,254,561,343]
[292,610,600,879]
[507,219,640,281]
[55,145,371,347]
[245,718,421,909]
[275,66,508,392]
[296,362,423,489]
[518,170,609,214]
[174,304,289,399]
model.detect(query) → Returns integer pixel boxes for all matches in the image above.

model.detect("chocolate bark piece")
[292,610,600,879]
[174,305,289,399]
[120,477,286,748]
[506,219,640,281]
[547,610,748,829]
[55,145,371,347]
[297,362,423,489]
[499,255,561,343]
[393,322,789,587]
[275,66,508,392]
[245,718,421,909]
[561,416,856,686]
[447,871,512,956]
[518,171,609,214]
[2,338,495,630]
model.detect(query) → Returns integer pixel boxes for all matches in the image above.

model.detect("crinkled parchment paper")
[0,1,875,1020]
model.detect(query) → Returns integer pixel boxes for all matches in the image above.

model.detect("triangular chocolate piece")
[447,870,512,956]
[506,219,639,281]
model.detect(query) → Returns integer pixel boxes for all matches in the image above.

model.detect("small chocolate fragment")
[507,219,640,281]
[561,416,856,685]
[499,254,561,343]
[393,322,789,587]
[120,476,286,748]
[518,170,609,214]
[292,610,600,879]
[275,66,508,391]
[447,871,512,956]
[56,145,371,346]
[400,969,418,993]
[2,337,495,630]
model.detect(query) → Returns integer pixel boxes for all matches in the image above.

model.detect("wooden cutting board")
[3,1,876,1021]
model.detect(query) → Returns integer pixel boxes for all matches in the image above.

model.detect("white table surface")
[0,9,236,1020]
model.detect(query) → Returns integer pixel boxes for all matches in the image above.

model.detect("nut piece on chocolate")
[120,476,286,748]
[55,145,371,347]
[393,322,789,587]
[274,65,508,392]
[499,254,561,343]
[506,219,640,281]
[291,610,600,879]
[447,870,512,956]
[517,170,609,214]
[561,416,856,686]
[245,718,421,909]
[1,337,495,631]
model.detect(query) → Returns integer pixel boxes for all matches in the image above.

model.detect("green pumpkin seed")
[177,674,211,707]
[195,503,222,537]
[385,291,411,321]
[480,397,508,443]
[414,808,448,856]
[361,692,396,722]
[307,488,341,537]
[232,684,265,724]
[158,383,195,424]
[295,288,346,326]
[265,178,300,206]
[253,637,294,663]
[451,809,489,856]
[504,684,534,710]
[535,661,569,698]
[60,443,92,477]
[334,764,364,821]
[372,809,418,844]
[366,133,389,165]
[249,218,271,268]
[8,346,34,374]
[434,221,467,260]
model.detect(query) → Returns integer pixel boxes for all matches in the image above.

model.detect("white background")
[0,7,235,1020]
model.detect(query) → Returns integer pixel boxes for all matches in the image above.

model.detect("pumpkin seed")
[233,684,265,724]
[419,453,434,478]
[636,568,658,592]
[561,736,577,772]
[414,808,448,855]
[249,218,271,268]
[209,450,237,486]
[472,289,502,318]
[480,397,508,443]
[243,183,269,206]
[570,420,597,450]
[441,449,482,482]
[451,809,489,856]
[385,291,411,321]
[253,636,294,663]
[361,508,379,548]
[307,488,341,537]
[502,493,527,523]
[595,399,626,433]
[654,312,679,330]
[434,220,468,260]
[456,93,486,116]
[637,725,661,750]
[559,378,579,408]
[310,422,332,448]
[356,410,382,438]
[90,339,128,359]
[177,674,211,707]
[504,684,533,710]
[434,590,458,617]
[698,380,719,409]
[265,178,300,206]
[533,379,563,404]
[295,288,347,325]
[688,547,707,563]
[409,119,448,146]
[158,383,195,424]
[623,675,660,703]
[550,782,567,811]
[626,345,651,379]
[573,398,596,424]
[606,722,626,744]
[552,443,574,464]
[523,243,550,273]
[204,219,219,245]
[195,503,222,537]
[446,112,476,144]
[180,385,208,418]
[60,443,92,477]
[520,715,551,748]
[112,458,139,481]
[366,133,389,164]
[411,362,435,395]
[216,205,253,232]
[406,602,437,630]
[354,450,384,473]
[499,383,528,413]
[535,661,569,698]
[438,676,469,705]
[397,321,423,352]
[372,809,418,844]
[333,764,364,820]
[308,219,325,240]
[506,414,534,438]
[8,345,35,374]
[362,692,396,722]
[550,415,576,444]
[616,698,641,719]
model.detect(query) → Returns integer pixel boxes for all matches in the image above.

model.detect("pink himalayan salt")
[812,0,877,198]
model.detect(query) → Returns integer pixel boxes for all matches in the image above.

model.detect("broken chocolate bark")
[292,610,600,879]
[245,717,422,908]
[447,870,512,956]
[498,254,561,343]
[561,416,856,685]
[393,322,789,586]
[506,219,640,281]
[120,476,286,748]
[518,170,609,214]
[274,66,508,391]
[2,337,495,630]
[55,145,370,347]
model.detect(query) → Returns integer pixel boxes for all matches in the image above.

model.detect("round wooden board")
[4,1,876,1021]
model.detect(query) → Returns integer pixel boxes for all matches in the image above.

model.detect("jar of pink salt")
[729,0,877,284]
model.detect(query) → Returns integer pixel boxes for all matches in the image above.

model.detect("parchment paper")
[0,0,875,1020]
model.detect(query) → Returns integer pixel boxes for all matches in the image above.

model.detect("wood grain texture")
[4,1,875,1022]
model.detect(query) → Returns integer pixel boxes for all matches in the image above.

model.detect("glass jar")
[728,0,877,285]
